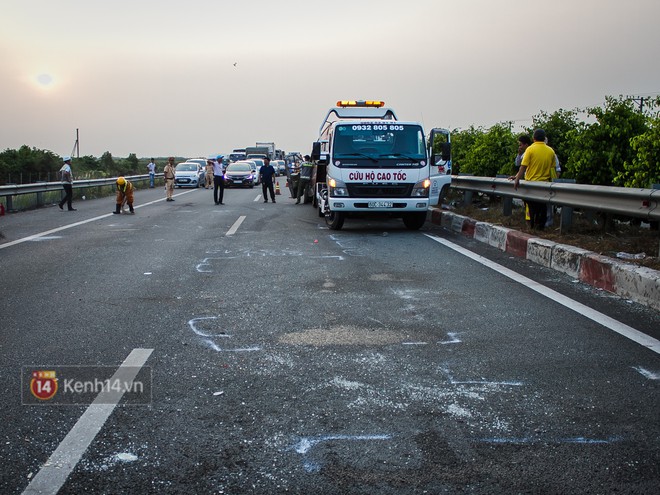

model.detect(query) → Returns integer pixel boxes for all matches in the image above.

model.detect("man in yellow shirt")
[512,129,556,229]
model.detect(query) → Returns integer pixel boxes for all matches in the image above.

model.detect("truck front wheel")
[326,211,345,230]
[403,212,426,230]
[439,184,449,203]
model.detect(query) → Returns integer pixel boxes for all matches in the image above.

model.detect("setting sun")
[37,73,53,86]
[33,73,56,91]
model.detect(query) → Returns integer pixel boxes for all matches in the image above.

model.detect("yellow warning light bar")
[336,100,385,108]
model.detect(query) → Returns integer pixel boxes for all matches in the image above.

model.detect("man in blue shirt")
[260,157,277,203]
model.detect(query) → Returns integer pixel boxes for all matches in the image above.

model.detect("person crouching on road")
[113,177,135,214]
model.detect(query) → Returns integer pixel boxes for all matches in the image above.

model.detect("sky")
[2,0,659,159]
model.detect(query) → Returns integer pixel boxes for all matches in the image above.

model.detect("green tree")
[76,155,99,170]
[126,153,139,171]
[616,116,660,187]
[99,151,116,174]
[613,96,660,188]
[0,146,59,183]
[460,122,516,177]
[450,126,483,175]
[566,96,648,185]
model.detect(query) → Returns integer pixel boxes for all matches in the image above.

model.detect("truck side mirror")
[441,142,451,161]
[311,142,321,161]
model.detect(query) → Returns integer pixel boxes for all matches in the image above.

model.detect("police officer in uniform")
[164,157,176,201]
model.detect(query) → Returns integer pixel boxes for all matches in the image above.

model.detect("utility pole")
[71,128,80,158]
[630,96,646,113]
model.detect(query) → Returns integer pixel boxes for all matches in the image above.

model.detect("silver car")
[271,160,286,176]
[185,159,207,184]
[174,162,204,188]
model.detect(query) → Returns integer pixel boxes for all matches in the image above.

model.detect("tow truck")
[310,100,451,230]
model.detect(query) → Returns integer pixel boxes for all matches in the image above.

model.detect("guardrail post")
[553,178,576,234]
[458,173,473,207]
[653,184,659,257]
[502,197,512,216]
[495,175,512,216]
[652,184,659,230]
[35,181,48,208]
[4,184,16,212]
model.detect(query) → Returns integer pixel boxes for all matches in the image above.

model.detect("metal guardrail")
[451,176,660,222]
[2,172,658,227]
[0,174,162,211]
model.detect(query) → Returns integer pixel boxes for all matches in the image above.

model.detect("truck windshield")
[333,123,425,162]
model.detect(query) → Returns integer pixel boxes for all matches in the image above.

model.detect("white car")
[247,159,263,185]
[185,158,208,184]
[174,162,203,188]
[271,160,286,176]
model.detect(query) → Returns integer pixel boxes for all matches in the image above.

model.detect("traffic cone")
[275,182,281,195]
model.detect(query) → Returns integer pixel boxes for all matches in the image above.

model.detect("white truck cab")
[311,100,451,230]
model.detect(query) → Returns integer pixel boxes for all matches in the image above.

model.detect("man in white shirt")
[58,156,76,211]
[147,158,156,188]
[213,155,225,205]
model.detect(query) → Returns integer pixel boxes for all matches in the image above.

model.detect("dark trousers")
[262,181,275,201]
[296,178,310,201]
[59,183,73,209]
[526,200,547,230]
[213,175,224,204]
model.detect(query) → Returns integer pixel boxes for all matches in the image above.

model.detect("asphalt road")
[1,181,659,494]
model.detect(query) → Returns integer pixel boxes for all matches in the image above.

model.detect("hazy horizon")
[2,0,659,159]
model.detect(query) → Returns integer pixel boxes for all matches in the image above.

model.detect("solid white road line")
[425,234,660,355]
[226,215,246,236]
[0,189,196,250]
[22,348,154,495]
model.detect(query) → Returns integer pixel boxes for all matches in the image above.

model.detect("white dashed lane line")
[425,234,660,355]
[22,348,154,495]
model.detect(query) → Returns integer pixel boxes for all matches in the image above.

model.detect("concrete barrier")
[527,238,556,268]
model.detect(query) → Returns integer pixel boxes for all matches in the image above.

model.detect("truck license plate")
[368,201,393,208]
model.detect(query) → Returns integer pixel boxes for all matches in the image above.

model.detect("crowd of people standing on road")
[52,152,317,216]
